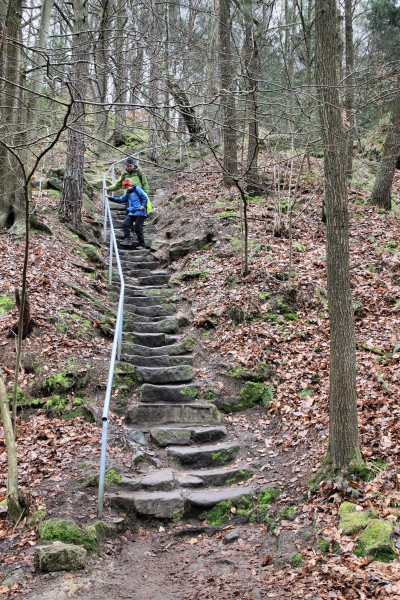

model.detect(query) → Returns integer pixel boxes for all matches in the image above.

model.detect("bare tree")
[316,0,362,473]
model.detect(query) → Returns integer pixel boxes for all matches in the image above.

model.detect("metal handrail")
[97,194,125,516]
[97,137,197,516]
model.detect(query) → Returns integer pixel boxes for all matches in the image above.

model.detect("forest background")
[1,0,400,597]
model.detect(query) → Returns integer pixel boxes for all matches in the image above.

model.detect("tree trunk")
[243,0,260,190]
[316,0,361,472]
[59,0,89,229]
[219,0,237,182]
[0,0,25,233]
[344,0,355,181]
[370,90,400,211]
[166,78,204,144]
[0,374,21,521]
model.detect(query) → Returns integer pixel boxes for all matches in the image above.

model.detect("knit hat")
[122,179,132,187]
[125,157,135,165]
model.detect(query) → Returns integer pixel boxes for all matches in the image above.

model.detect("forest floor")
[1,148,400,599]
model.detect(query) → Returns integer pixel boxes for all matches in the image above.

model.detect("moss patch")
[0,295,15,315]
[33,364,89,397]
[355,519,396,562]
[206,495,253,526]
[38,518,98,552]
[338,501,376,535]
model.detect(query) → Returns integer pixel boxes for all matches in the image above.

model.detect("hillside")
[1,150,400,599]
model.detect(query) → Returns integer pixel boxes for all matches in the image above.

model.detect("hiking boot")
[120,239,131,246]
[138,244,146,249]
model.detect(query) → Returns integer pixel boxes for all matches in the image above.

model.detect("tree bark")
[316,0,361,472]
[370,90,400,211]
[219,0,237,182]
[59,0,89,229]
[344,0,355,181]
[0,373,21,521]
[166,78,204,144]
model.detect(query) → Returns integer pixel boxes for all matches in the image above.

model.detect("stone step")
[126,318,178,335]
[137,274,170,286]
[123,312,166,323]
[120,469,175,492]
[123,296,175,307]
[186,486,253,512]
[109,486,253,519]
[122,332,167,347]
[110,489,184,519]
[121,354,194,368]
[139,383,200,403]
[120,261,159,270]
[136,365,194,385]
[123,269,153,278]
[122,340,190,356]
[167,442,240,468]
[125,403,220,427]
[185,465,254,487]
[128,304,176,318]
[150,425,227,447]
[123,287,173,300]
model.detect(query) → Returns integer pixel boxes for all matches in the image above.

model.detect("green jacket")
[108,167,149,194]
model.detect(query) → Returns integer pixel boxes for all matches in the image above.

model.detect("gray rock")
[169,236,210,261]
[128,430,148,446]
[167,442,240,468]
[223,528,241,544]
[1,567,26,588]
[36,541,87,572]
[125,403,220,427]
[140,469,175,491]
[137,365,194,385]
[186,487,253,510]
[150,426,192,446]
[139,383,200,403]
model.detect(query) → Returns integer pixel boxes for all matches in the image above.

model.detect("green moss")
[44,395,66,412]
[27,509,46,526]
[226,469,253,485]
[280,505,296,520]
[291,553,303,568]
[105,468,121,485]
[276,299,297,321]
[356,520,396,562]
[0,295,15,315]
[338,501,376,535]
[183,337,196,351]
[7,387,26,407]
[204,388,215,401]
[38,518,98,552]
[172,510,184,523]
[72,397,85,406]
[237,382,273,410]
[179,386,199,399]
[37,365,89,397]
[206,495,253,526]
[210,447,237,464]
[313,538,330,554]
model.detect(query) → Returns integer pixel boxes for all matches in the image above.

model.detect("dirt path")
[28,533,187,600]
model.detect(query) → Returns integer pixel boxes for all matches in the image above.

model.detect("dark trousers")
[123,215,145,246]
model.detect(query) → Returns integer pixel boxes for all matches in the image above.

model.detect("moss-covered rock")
[38,518,98,552]
[36,541,87,572]
[0,295,15,315]
[83,244,103,264]
[356,519,396,562]
[32,364,90,397]
[338,501,376,535]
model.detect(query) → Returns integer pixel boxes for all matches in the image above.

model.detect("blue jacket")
[107,185,148,217]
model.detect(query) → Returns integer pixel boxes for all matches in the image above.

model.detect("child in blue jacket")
[107,179,149,248]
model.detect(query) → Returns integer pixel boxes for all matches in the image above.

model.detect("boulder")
[36,541,87,572]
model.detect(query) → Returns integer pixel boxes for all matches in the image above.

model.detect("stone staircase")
[106,203,254,521]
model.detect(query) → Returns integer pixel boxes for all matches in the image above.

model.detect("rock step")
[136,365,194,385]
[120,261,159,270]
[139,383,200,403]
[122,332,175,347]
[109,486,253,519]
[124,318,178,335]
[186,486,253,512]
[123,296,175,307]
[185,465,254,487]
[123,269,154,278]
[122,341,193,357]
[168,442,240,468]
[137,274,170,286]
[126,304,176,317]
[121,354,194,367]
[124,312,167,323]
[125,402,220,427]
[123,286,173,299]
[150,425,227,447]
[120,468,175,492]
